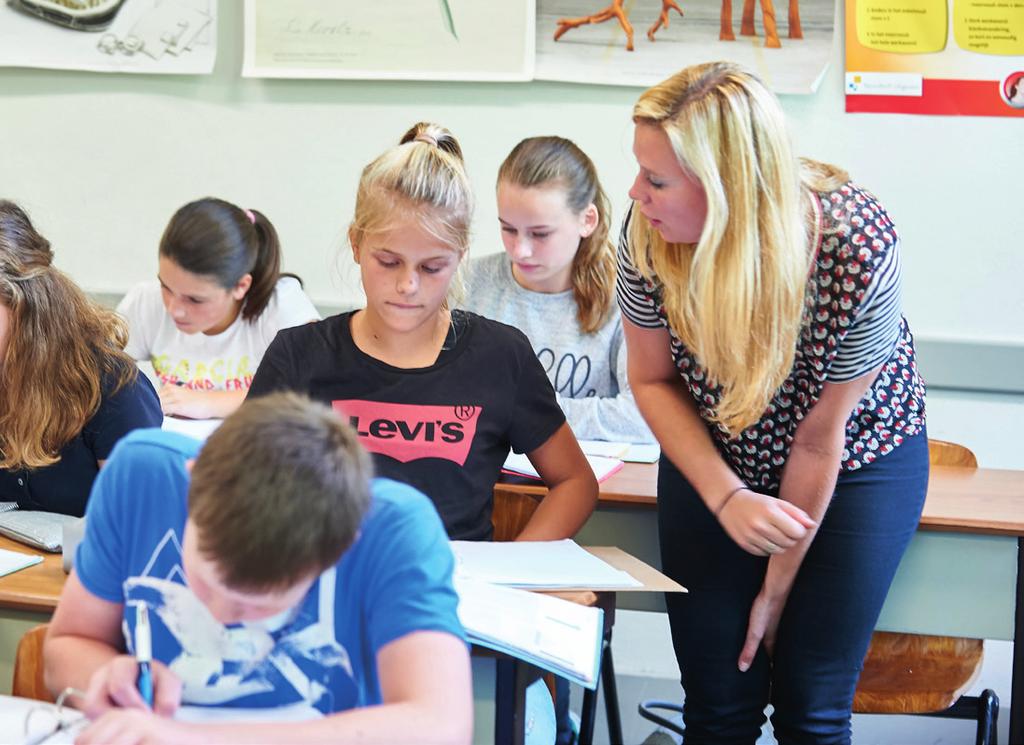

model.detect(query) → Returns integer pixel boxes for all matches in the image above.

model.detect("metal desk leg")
[579,674,599,745]
[579,632,624,745]
[601,640,624,744]
[495,657,536,745]
[1010,537,1023,745]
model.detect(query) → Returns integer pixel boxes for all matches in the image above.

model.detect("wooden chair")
[12,624,54,702]
[492,487,623,745]
[853,439,999,745]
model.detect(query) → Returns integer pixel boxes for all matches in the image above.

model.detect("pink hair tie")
[244,208,256,224]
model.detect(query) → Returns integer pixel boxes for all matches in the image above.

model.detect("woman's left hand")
[737,584,788,672]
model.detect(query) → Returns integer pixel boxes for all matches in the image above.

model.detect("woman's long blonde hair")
[0,201,138,469]
[498,136,615,334]
[629,62,847,435]
[349,122,474,307]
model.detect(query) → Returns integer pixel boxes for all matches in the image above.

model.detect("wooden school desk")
[499,461,1024,743]
[0,535,63,694]
[0,532,683,745]
[479,545,684,745]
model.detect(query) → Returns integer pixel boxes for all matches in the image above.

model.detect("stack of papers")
[455,576,604,689]
[451,539,641,590]
[502,452,623,483]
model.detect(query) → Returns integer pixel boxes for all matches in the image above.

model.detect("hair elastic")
[716,485,748,517]
[244,208,256,224]
[413,133,437,147]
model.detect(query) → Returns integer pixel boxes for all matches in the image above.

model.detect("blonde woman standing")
[618,63,927,742]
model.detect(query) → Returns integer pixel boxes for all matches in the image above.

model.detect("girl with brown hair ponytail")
[0,200,162,516]
[118,197,319,420]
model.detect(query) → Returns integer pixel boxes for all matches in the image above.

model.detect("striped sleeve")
[828,239,904,382]
[615,205,663,328]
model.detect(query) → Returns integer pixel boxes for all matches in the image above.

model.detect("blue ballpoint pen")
[135,604,153,709]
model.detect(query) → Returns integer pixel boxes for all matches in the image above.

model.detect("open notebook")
[502,451,623,483]
[455,576,604,689]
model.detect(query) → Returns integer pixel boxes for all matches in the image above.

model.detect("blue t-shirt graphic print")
[76,429,464,715]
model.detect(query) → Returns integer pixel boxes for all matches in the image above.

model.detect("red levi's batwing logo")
[332,400,481,466]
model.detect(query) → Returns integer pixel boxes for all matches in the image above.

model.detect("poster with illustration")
[534,0,836,93]
[242,0,534,81]
[845,0,1024,116]
[0,0,216,74]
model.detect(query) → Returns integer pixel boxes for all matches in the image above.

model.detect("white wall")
[0,1,1021,344]
[1,7,1019,742]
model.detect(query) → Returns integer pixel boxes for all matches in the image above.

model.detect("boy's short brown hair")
[188,392,372,591]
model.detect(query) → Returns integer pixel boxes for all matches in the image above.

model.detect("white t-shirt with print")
[117,277,319,392]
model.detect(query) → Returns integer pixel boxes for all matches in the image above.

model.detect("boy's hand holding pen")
[80,605,183,720]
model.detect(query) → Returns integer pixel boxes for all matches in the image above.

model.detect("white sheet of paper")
[0,547,42,578]
[162,416,222,442]
[577,440,630,458]
[502,452,622,482]
[451,539,641,589]
[579,439,660,463]
[0,694,322,745]
[623,443,660,463]
[0,694,83,745]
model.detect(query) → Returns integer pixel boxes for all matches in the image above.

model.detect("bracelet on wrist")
[716,485,748,516]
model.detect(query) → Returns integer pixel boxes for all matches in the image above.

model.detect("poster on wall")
[243,0,534,81]
[0,0,216,74]
[534,0,836,94]
[845,0,1024,116]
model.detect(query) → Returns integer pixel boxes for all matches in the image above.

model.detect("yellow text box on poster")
[856,0,948,52]
[954,0,1024,54]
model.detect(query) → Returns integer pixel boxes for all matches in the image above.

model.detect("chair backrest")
[927,439,977,468]
[491,487,542,542]
[12,624,53,702]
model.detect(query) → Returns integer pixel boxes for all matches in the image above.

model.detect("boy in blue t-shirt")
[44,392,471,743]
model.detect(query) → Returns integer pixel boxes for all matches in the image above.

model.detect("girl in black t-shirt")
[249,123,598,543]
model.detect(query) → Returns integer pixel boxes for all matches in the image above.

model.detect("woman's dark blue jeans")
[658,430,930,745]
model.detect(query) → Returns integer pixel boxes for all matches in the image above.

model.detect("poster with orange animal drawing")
[845,0,1024,116]
[534,0,836,93]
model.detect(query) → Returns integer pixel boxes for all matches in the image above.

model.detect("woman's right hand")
[717,489,816,556]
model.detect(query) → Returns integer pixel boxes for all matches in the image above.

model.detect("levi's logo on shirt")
[332,400,481,466]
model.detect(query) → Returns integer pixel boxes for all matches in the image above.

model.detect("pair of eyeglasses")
[23,687,86,745]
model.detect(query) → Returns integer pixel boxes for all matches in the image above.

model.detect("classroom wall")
[0,1,1021,354]
[1,7,1019,742]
